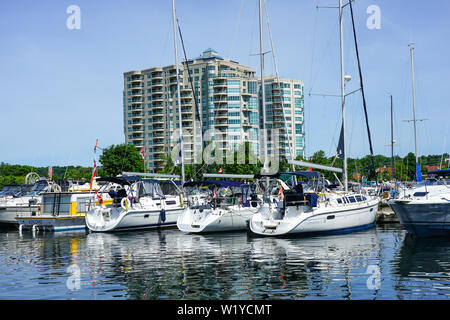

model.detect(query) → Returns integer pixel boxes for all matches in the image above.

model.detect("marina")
[1,0,449,304]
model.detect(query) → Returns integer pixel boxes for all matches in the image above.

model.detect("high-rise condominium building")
[261,76,305,161]
[123,48,305,172]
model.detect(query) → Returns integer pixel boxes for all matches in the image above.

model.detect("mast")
[390,95,394,179]
[263,0,296,178]
[259,0,268,173]
[409,44,419,164]
[339,0,348,192]
[171,0,185,184]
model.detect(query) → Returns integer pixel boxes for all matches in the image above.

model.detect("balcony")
[151,81,163,88]
[152,118,164,125]
[213,90,227,96]
[153,140,165,147]
[130,112,143,118]
[213,97,228,104]
[215,121,228,128]
[153,126,164,132]
[215,112,228,120]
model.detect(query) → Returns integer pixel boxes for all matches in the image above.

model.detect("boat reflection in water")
[392,234,450,299]
[1,225,450,299]
[83,228,384,299]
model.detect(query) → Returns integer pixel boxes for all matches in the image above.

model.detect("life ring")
[120,197,129,211]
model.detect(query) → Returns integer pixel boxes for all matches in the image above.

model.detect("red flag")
[278,185,284,201]
[48,167,53,180]
[218,167,223,173]
[308,167,313,172]
[90,160,97,190]
[213,189,218,199]
[140,148,145,163]
[94,139,98,153]
[95,190,103,205]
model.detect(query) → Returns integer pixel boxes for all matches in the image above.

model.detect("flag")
[140,148,145,163]
[212,189,218,199]
[94,139,98,153]
[278,185,284,201]
[95,189,103,205]
[48,167,53,180]
[218,167,223,173]
[90,160,97,190]
[307,167,313,172]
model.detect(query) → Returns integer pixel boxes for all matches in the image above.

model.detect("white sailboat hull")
[86,205,184,232]
[177,206,258,233]
[250,198,379,236]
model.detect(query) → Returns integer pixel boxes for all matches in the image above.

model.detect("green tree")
[99,144,144,177]
[402,152,417,181]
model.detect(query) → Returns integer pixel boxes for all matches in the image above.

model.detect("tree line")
[1,143,448,189]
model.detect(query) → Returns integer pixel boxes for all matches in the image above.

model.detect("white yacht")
[15,179,118,232]
[388,169,450,237]
[177,180,261,233]
[0,179,58,225]
[249,171,379,236]
[85,177,185,232]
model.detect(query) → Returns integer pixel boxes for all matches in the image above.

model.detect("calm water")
[0,224,449,300]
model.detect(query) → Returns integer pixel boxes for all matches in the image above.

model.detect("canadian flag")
[90,160,97,190]
[95,189,103,204]
[218,167,223,173]
[278,185,284,201]
[212,189,218,199]
[140,148,145,163]
[307,167,313,172]
[48,167,53,180]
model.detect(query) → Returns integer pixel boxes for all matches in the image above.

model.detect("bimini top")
[254,171,320,179]
[183,180,248,188]
[160,180,182,186]
[96,176,141,185]
[428,169,450,177]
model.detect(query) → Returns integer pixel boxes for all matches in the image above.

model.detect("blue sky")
[0,0,449,167]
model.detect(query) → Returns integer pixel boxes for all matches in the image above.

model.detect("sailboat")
[388,46,450,237]
[176,178,260,233]
[85,0,187,232]
[249,0,380,237]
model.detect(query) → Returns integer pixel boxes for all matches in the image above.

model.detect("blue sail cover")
[183,180,247,188]
[428,169,450,176]
[415,162,423,182]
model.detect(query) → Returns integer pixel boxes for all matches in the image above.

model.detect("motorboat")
[0,179,59,225]
[0,184,33,198]
[85,176,185,232]
[388,169,450,237]
[177,180,261,233]
[249,171,380,236]
[16,179,117,232]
